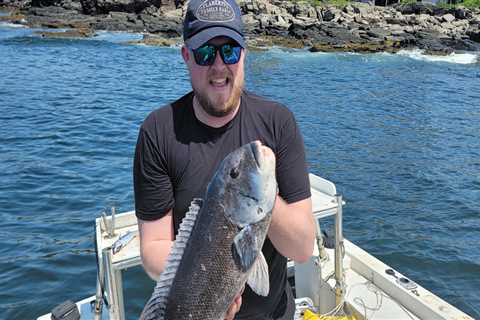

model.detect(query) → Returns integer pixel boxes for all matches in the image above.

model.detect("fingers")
[224,294,242,320]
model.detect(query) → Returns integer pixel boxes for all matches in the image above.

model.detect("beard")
[194,71,244,118]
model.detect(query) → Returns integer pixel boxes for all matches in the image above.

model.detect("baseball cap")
[183,0,245,50]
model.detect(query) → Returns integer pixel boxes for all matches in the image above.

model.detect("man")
[133,0,315,318]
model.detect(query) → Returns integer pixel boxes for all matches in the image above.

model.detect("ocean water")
[0,23,479,319]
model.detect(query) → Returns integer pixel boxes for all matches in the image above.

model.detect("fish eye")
[230,167,239,179]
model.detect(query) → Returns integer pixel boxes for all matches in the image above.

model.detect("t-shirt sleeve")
[133,123,174,221]
[276,110,311,203]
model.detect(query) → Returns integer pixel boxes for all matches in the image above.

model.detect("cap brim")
[185,26,245,50]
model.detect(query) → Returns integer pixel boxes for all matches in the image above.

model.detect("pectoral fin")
[232,225,258,272]
[246,252,270,296]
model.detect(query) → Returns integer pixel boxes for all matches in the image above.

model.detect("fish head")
[209,140,277,228]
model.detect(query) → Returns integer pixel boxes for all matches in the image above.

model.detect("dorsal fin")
[140,198,203,320]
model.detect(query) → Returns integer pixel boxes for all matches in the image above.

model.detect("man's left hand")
[224,287,244,320]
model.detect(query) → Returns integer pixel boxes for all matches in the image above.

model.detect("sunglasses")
[192,43,242,66]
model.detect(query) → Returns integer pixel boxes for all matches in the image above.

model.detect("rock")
[452,19,468,28]
[388,24,405,34]
[247,34,304,49]
[467,28,480,43]
[322,24,362,43]
[432,7,447,16]
[139,13,181,35]
[415,13,431,25]
[354,15,368,25]
[92,13,145,31]
[242,12,260,31]
[309,39,402,53]
[385,16,407,25]
[398,3,434,15]
[35,27,94,38]
[454,8,471,20]
[440,21,454,30]
[3,0,480,55]
[439,37,480,51]
[315,6,323,22]
[95,0,161,14]
[292,3,310,17]
[258,13,271,28]
[141,5,161,16]
[79,0,96,14]
[414,31,453,55]
[352,3,374,16]
[272,14,289,29]
[367,27,391,39]
[0,12,27,24]
[343,5,355,15]
[322,8,339,22]
[25,6,96,28]
[31,0,63,8]
[442,13,455,23]
[128,33,179,46]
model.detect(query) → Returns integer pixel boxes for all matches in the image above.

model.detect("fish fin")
[246,252,270,297]
[232,225,258,272]
[140,198,203,320]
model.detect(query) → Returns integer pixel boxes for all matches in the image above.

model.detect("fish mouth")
[250,141,263,168]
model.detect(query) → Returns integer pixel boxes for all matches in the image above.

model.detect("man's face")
[182,36,245,118]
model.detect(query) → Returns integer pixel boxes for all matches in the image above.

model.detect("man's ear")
[181,46,190,63]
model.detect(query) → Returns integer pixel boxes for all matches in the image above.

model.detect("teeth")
[211,79,227,85]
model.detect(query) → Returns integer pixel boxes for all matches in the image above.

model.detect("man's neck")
[192,96,241,128]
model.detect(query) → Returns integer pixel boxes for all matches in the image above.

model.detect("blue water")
[0,24,479,319]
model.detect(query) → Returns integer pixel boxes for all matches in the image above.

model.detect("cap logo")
[195,0,235,23]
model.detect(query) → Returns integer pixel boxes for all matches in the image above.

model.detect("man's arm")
[268,196,315,263]
[138,210,174,280]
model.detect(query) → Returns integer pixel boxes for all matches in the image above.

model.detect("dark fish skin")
[165,203,271,319]
[141,141,277,320]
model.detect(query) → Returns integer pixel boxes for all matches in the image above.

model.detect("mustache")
[208,70,232,80]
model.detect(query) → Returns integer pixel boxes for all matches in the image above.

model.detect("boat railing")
[92,173,345,320]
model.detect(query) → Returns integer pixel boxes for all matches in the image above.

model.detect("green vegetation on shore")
[295,0,480,9]
[292,0,352,7]
[452,0,480,8]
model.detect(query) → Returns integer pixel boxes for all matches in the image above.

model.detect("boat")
[37,173,474,320]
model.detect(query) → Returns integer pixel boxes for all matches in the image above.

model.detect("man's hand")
[224,287,244,320]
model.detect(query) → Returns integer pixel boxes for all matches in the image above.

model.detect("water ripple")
[1,28,479,319]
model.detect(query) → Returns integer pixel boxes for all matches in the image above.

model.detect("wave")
[396,49,478,65]
[91,30,144,43]
[0,22,27,28]
[260,46,479,65]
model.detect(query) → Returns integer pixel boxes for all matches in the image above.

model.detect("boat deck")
[37,174,474,320]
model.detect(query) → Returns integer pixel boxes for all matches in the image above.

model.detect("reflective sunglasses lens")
[221,45,241,65]
[195,45,216,65]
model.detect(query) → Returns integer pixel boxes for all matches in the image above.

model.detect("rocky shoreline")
[1,0,480,54]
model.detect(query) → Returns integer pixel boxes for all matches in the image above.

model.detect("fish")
[140,140,277,320]
[111,230,136,255]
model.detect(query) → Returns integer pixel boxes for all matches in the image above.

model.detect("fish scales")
[167,205,271,318]
[141,141,277,320]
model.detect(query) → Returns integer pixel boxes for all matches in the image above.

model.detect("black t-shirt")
[133,90,311,319]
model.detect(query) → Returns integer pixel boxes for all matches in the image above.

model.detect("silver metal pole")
[315,217,327,261]
[94,220,104,319]
[110,205,116,237]
[93,276,103,320]
[104,248,119,320]
[334,194,344,307]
